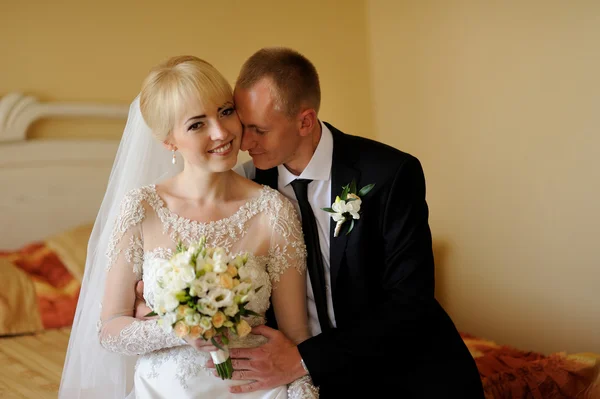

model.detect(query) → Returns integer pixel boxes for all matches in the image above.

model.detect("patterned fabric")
[462,333,600,399]
[0,224,92,335]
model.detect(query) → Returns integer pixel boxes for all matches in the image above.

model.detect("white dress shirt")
[234,121,335,337]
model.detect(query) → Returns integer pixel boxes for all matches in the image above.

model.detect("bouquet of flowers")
[148,236,261,379]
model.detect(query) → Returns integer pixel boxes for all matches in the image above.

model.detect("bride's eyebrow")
[185,115,206,124]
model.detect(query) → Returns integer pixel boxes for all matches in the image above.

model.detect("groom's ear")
[298,109,317,137]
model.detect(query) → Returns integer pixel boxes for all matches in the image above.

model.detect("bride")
[59,55,317,398]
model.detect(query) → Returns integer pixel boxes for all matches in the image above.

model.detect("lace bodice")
[97,184,317,397]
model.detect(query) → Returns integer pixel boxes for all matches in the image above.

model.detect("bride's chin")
[210,155,239,172]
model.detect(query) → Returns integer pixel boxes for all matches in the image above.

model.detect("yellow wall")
[4,0,598,356]
[368,1,600,355]
[1,0,374,140]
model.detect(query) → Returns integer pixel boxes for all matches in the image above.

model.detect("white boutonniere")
[322,179,375,237]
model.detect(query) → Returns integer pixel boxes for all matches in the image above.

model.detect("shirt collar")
[278,120,333,187]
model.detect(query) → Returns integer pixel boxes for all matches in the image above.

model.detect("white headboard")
[0,93,126,249]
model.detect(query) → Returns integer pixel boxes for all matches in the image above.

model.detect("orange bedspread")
[1,222,599,398]
[0,224,90,336]
[462,333,600,398]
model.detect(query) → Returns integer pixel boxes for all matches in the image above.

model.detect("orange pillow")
[0,223,92,336]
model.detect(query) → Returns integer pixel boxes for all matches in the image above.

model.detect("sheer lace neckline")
[148,184,268,227]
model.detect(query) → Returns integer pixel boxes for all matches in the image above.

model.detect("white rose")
[345,194,362,219]
[208,287,234,308]
[195,256,206,273]
[185,313,201,326]
[238,265,251,280]
[186,244,199,256]
[212,248,229,273]
[197,297,218,316]
[152,258,171,272]
[162,312,177,329]
[331,211,346,222]
[166,275,187,292]
[233,282,254,304]
[234,282,252,296]
[331,196,350,222]
[224,303,239,317]
[201,272,219,290]
[331,196,348,214]
[189,279,207,297]
[162,292,180,312]
[172,251,192,268]
[199,316,213,332]
[178,264,196,283]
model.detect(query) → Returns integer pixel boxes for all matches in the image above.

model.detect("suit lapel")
[252,125,360,297]
[253,166,278,189]
[327,123,360,295]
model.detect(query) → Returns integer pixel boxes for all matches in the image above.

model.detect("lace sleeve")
[288,375,319,399]
[98,189,185,355]
[267,194,307,282]
[267,194,318,397]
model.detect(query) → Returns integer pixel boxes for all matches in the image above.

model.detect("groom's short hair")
[236,47,321,117]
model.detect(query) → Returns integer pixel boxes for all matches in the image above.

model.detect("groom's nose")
[240,128,254,151]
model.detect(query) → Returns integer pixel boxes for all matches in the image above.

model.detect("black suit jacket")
[255,123,484,398]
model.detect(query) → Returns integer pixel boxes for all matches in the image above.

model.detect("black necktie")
[290,178,331,332]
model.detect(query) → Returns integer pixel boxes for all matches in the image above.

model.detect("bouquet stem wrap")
[210,346,233,379]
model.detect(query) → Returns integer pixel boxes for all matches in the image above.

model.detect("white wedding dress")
[97,184,318,399]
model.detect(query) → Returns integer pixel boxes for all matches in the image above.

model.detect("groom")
[221,47,485,398]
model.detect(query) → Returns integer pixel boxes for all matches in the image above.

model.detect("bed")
[0,93,598,399]
[0,92,125,398]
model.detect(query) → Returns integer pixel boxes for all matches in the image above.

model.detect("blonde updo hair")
[139,55,233,141]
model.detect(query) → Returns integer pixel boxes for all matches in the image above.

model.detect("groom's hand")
[133,281,155,320]
[206,325,307,393]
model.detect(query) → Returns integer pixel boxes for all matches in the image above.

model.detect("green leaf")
[321,207,336,213]
[346,219,355,235]
[211,337,225,351]
[243,309,262,317]
[358,183,375,197]
[221,335,229,346]
[349,179,357,194]
[341,184,350,201]
[345,198,357,203]
[175,292,189,302]
[145,311,157,317]
[176,240,187,254]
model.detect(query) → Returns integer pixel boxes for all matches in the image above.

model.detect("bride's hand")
[133,281,156,320]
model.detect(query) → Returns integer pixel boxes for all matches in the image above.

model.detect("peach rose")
[236,319,252,338]
[226,264,238,277]
[203,328,216,340]
[188,325,203,339]
[220,274,234,289]
[212,311,227,328]
[173,321,190,338]
[177,305,192,318]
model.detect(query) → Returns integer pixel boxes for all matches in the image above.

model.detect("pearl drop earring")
[172,149,177,165]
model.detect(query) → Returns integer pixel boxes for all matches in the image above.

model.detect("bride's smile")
[208,139,233,155]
